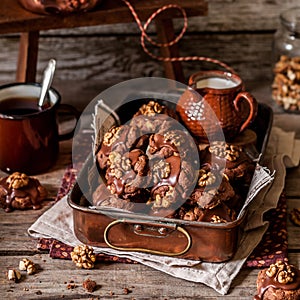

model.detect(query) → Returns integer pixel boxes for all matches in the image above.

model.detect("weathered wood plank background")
[0,0,300,110]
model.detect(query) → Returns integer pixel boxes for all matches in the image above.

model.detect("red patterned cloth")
[55,166,78,202]
[245,192,288,268]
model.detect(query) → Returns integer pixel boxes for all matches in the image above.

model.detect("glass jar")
[272,7,300,112]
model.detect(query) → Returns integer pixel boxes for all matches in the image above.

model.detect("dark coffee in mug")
[0,97,42,116]
[0,83,79,175]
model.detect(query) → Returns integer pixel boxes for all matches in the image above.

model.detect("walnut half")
[6,172,29,189]
[266,261,296,284]
[198,169,216,187]
[152,160,171,184]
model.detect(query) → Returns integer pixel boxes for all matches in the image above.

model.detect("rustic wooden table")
[0,83,299,299]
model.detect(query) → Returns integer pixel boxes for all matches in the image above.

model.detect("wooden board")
[0,0,207,33]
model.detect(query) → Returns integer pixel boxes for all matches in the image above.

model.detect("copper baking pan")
[68,102,273,262]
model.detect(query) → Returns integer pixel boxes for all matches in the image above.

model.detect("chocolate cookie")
[254,261,300,300]
[104,149,151,204]
[0,172,47,212]
[201,141,256,186]
[174,201,236,223]
[189,165,235,210]
[92,183,135,212]
[96,125,142,170]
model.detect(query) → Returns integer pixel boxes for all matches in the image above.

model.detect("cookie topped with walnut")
[201,141,256,186]
[0,172,47,212]
[254,261,300,300]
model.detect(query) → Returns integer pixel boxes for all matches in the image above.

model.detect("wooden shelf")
[0,0,207,33]
[0,0,208,82]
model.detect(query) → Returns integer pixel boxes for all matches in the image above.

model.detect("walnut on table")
[19,258,36,275]
[7,269,22,282]
[70,245,96,269]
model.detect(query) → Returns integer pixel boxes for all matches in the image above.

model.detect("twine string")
[121,0,236,74]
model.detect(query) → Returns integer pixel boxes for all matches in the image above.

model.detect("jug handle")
[233,92,258,133]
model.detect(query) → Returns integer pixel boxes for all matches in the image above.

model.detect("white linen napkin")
[28,126,299,295]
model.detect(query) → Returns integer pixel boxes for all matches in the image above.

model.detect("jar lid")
[280,7,300,34]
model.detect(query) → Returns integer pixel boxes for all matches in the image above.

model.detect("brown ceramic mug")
[0,83,79,175]
[177,70,258,142]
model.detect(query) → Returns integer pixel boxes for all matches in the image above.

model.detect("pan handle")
[103,219,191,257]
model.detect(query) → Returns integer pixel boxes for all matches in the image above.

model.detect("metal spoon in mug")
[38,59,56,108]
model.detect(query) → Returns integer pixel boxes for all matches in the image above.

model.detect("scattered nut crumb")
[290,208,300,226]
[82,278,97,292]
[66,283,76,290]
[66,280,77,290]
[123,287,132,294]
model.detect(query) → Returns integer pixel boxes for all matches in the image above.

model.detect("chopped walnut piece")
[137,101,163,116]
[198,169,216,187]
[6,172,29,189]
[164,131,184,147]
[107,151,132,180]
[152,160,171,184]
[66,281,77,290]
[209,142,241,161]
[210,215,227,223]
[103,126,121,146]
[19,258,36,275]
[183,210,197,221]
[71,245,96,269]
[7,269,21,282]
[153,186,175,209]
